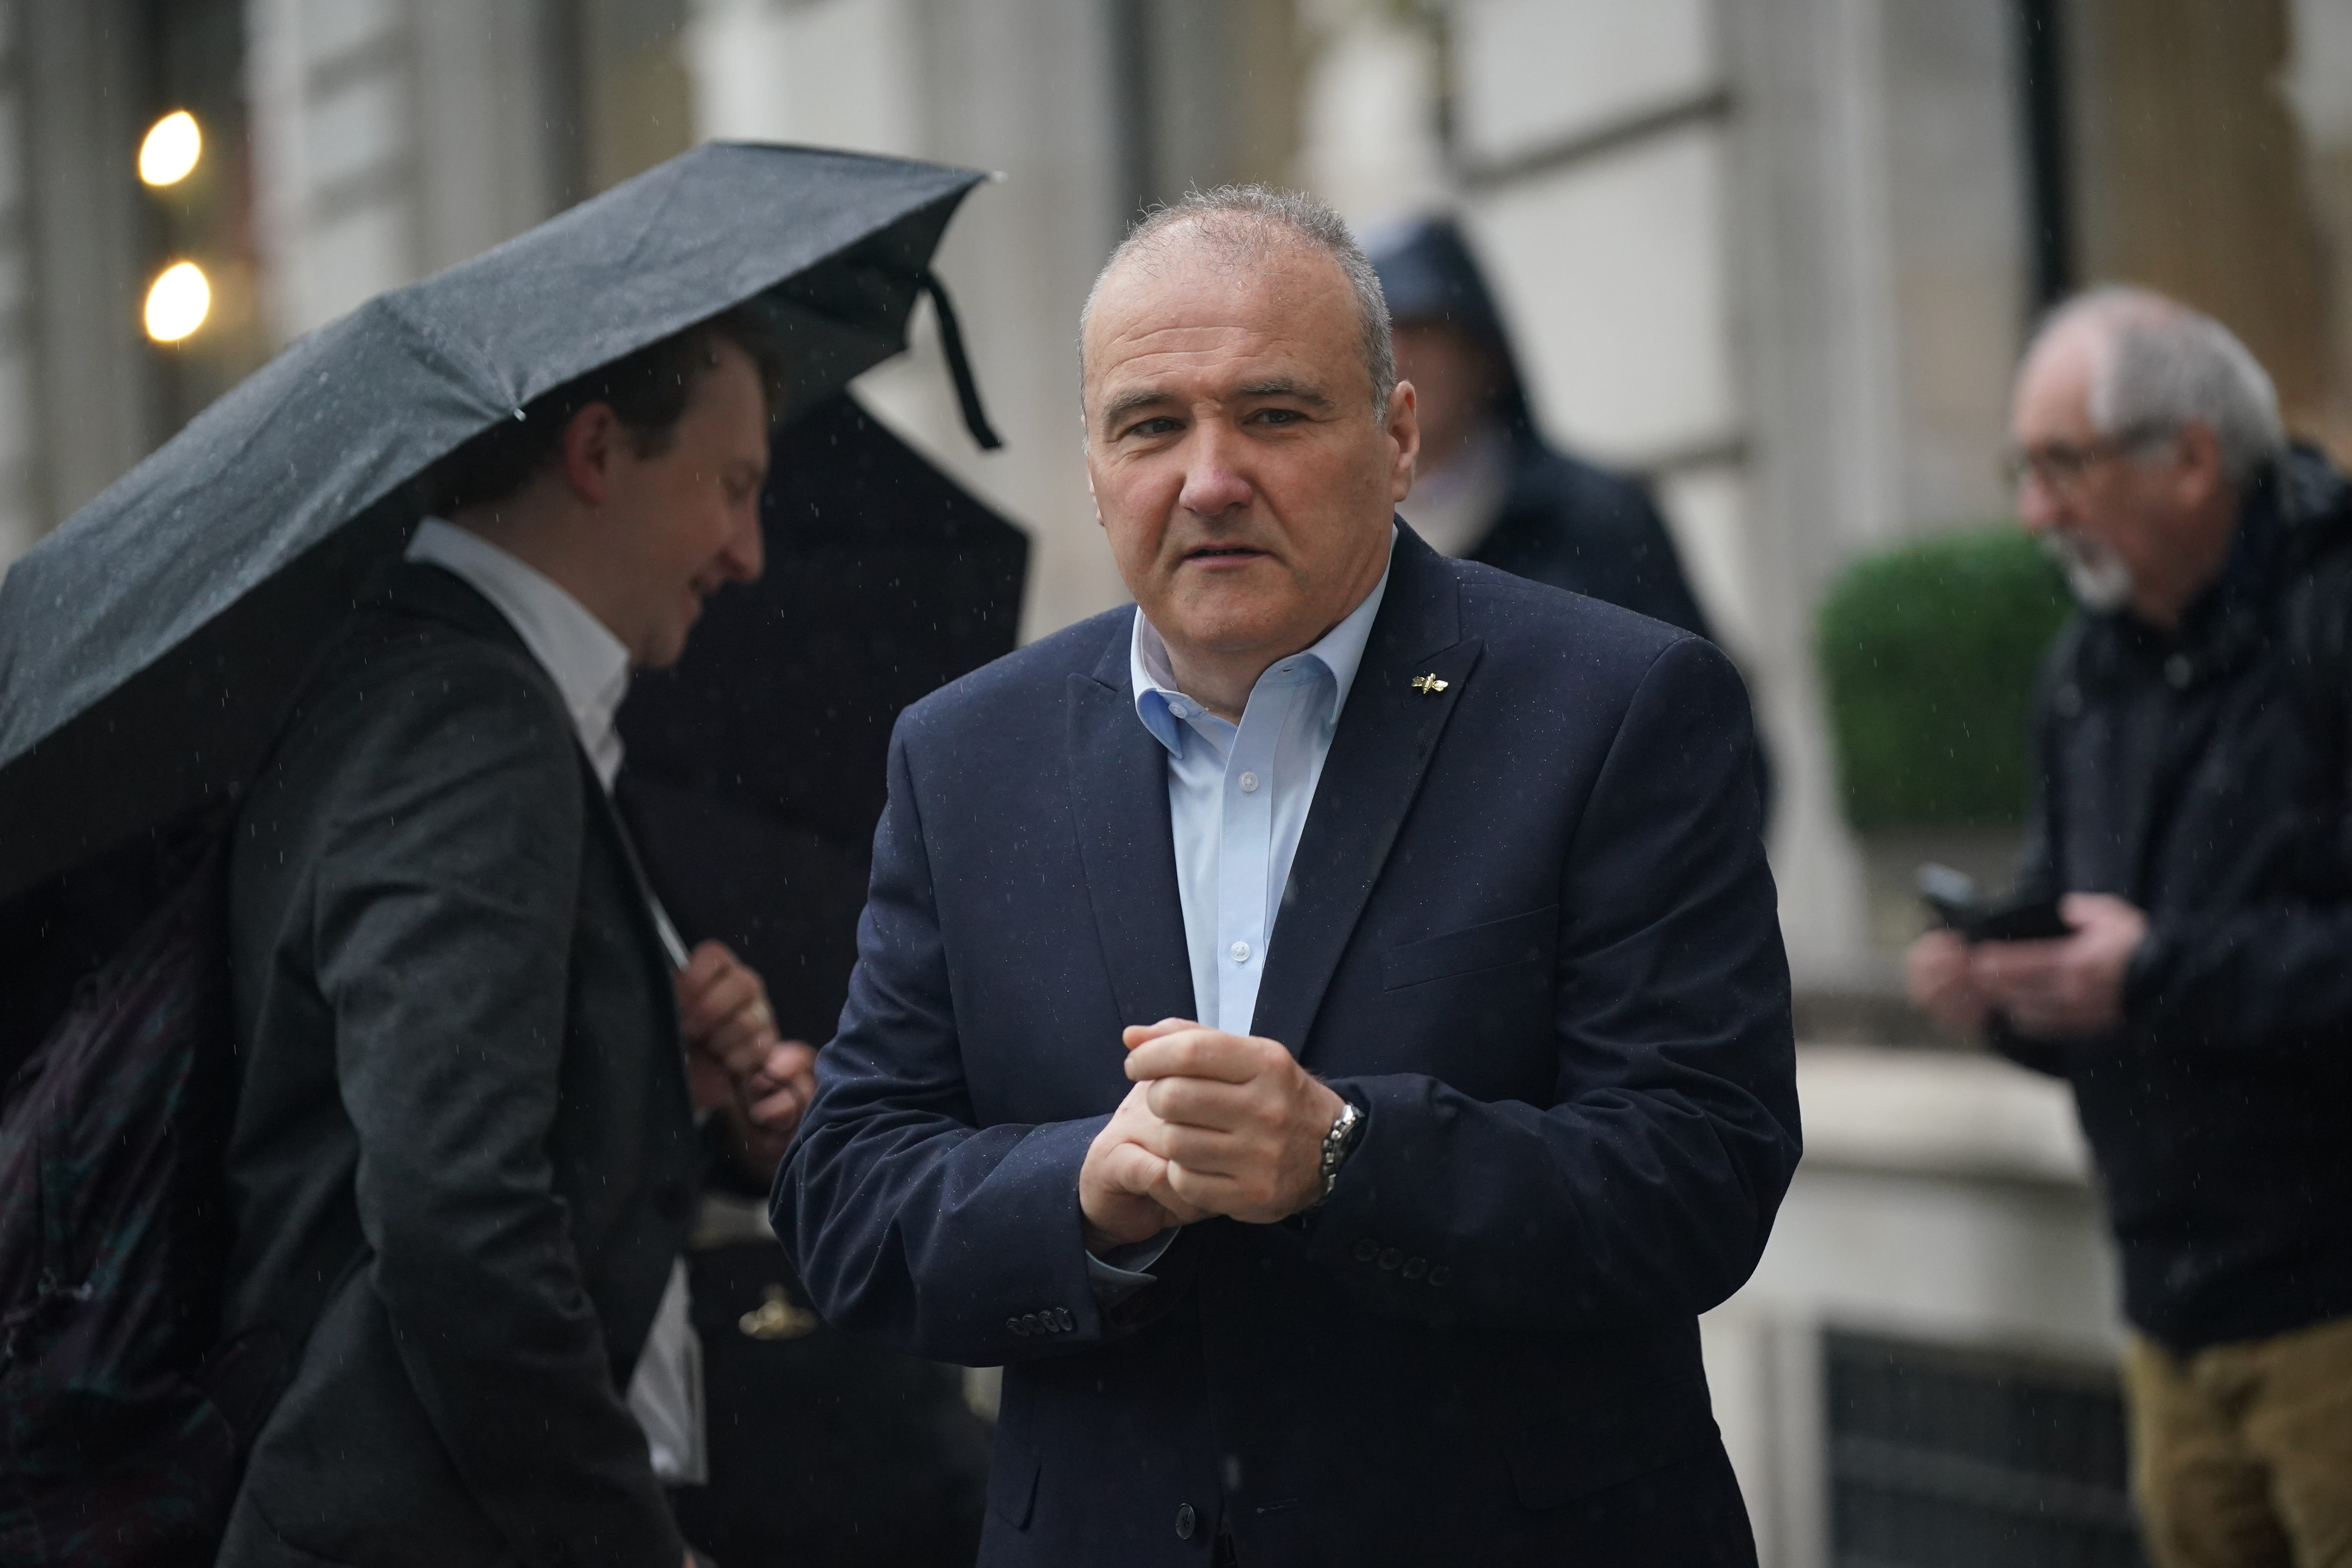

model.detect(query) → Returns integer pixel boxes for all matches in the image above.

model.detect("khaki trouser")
[2125,1314,2352,1568]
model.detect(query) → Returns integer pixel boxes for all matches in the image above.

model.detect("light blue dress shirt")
[1128,549,1392,1037]
[1086,533,1393,1300]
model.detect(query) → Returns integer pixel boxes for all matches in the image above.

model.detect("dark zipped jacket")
[2000,444,2352,1353]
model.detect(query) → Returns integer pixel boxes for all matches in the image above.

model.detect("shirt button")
[1229,940,1250,964]
[1175,1503,1196,1540]
[1238,771,1260,793]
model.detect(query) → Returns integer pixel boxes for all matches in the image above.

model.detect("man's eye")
[1126,417,1181,438]
[1252,408,1303,426]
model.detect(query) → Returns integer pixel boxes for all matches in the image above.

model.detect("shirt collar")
[1129,526,1395,757]
[405,518,633,791]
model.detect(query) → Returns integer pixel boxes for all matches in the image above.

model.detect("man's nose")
[727,503,765,583]
[2014,472,2063,535]
[1176,425,1252,517]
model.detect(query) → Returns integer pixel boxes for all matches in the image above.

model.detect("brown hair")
[423,303,784,515]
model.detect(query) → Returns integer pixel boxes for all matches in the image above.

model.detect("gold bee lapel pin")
[1410,673,1449,696]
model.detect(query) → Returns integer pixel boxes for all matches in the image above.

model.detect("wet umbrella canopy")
[0,142,993,904]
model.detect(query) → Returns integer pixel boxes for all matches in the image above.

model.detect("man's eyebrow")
[1100,387,1176,430]
[1096,376,1338,433]
[1233,378,1335,407]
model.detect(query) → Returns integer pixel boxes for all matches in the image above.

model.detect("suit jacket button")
[1175,1503,1196,1540]
[1054,1307,1074,1331]
[1428,1265,1453,1287]
[1377,1247,1403,1270]
[1021,1312,1043,1335]
[1403,1256,1427,1280]
[1007,1316,1028,1336]
[1352,1238,1379,1263]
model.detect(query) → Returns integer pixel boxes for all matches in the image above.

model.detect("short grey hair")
[1080,184,1396,414]
[2033,285,2286,487]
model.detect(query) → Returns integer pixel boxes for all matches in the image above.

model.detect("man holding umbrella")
[0,144,1000,1566]
[216,309,813,1567]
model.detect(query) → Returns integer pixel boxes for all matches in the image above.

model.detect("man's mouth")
[1183,544,1268,567]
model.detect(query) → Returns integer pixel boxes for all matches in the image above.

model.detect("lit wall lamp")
[139,111,202,187]
[144,261,211,343]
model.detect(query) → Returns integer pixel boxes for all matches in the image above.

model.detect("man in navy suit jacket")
[777,185,1800,1566]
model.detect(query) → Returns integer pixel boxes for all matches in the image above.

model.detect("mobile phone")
[1965,895,2072,943]
[1915,863,2073,943]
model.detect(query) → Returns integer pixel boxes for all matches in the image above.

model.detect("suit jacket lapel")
[1254,527,1482,1056]
[387,561,683,1033]
[1067,614,1199,1027]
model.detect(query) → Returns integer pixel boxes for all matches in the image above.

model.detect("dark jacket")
[1473,435,1719,640]
[779,525,1799,1566]
[2002,447,2352,1353]
[217,564,699,1568]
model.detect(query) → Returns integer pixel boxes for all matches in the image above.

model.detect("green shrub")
[1816,524,2073,831]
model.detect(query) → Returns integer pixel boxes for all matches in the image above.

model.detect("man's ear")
[1387,379,1421,501]
[2170,419,2227,508]
[559,401,623,506]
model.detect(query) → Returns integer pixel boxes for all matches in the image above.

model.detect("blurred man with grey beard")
[1909,287,2352,1568]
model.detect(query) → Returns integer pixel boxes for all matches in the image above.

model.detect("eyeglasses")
[2001,422,2177,494]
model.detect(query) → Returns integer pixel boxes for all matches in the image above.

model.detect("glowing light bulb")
[139,111,202,186]
[144,262,211,343]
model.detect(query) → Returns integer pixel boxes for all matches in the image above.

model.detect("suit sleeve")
[1304,635,1803,1332]
[308,648,682,1568]
[774,718,1111,1365]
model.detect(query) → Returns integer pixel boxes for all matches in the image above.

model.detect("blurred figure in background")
[1367,216,1716,636]
[1369,216,1768,811]
[1908,287,2352,1568]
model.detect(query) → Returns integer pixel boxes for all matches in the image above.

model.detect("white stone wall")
[683,0,1131,644]
[1437,0,2032,989]
[0,2,40,574]
[247,0,564,345]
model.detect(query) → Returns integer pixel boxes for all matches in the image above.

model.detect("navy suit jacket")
[777,526,1800,1566]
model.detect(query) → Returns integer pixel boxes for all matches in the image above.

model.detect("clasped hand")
[1078,1018,1347,1250]
[675,939,820,1177]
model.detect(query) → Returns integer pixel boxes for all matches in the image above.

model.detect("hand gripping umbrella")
[0,142,999,907]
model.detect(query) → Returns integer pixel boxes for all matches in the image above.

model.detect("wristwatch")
[1318,1098,1365,1200]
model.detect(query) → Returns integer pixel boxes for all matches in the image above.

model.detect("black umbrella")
[616,392,1027,1044]
[0,141,999,905]
[615,396,1024,1562]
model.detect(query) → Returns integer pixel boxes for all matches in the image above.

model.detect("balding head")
[1079,185,1419,721]
[2009,286,2274,626]
[2021,286,2283,488]
[1082,186,1395,417]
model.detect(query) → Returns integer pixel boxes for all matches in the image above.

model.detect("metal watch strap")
[1318,1099,1363,1200]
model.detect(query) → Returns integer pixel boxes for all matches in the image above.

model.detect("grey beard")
[2042,530,2135,613]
